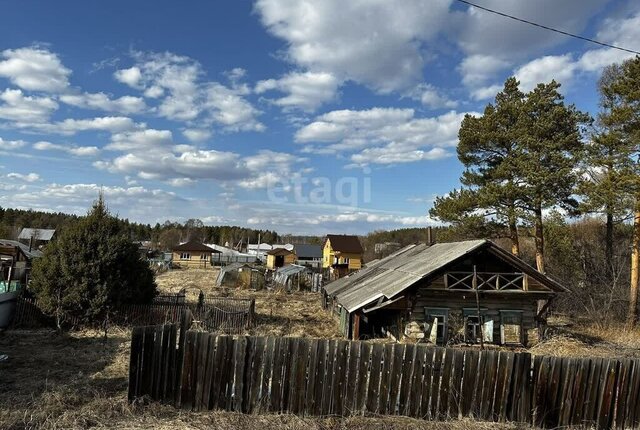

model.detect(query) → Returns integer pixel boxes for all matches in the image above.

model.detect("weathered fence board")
[129,328,640,429]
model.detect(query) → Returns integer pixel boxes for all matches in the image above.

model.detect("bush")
[30,196,157,328]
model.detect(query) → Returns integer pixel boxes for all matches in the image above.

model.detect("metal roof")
[334,240,489,312]
[18,228,55,241]
[0,239,44,259]
[273,264,311,285]
[293,243,322,259]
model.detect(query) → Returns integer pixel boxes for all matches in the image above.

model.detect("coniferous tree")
[30,195,157,329]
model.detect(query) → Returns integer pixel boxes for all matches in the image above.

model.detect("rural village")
[3,1,640,430]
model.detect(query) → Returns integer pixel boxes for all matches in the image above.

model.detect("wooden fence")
[11,295,255,333]
[128,325,640,429]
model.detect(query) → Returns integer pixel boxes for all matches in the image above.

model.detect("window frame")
[425,307,449,345]
[500,310,524,345]
[180,252,191,260]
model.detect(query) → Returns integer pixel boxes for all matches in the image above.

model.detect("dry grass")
[156,268,342,338]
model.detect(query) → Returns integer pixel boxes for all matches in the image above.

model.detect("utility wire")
[455,0,640,55]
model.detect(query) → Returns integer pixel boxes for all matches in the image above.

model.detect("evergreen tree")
[29,195,157,329]
[431,78,526,255]
[597,56,640,326]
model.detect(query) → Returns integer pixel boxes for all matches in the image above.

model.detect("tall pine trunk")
[534,205,545,273]
[628,202,640,327]
[606,210,613,276]
[508,213,520,256]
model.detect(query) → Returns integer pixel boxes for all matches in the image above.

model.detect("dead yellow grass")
[156,268,342,338]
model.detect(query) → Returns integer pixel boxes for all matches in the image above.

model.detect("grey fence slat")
[343,340,361,416]
[332,340,349,416]
[365,343,384,414]
[460,350,479,418]
[284,337,299,413]
[428,347,444,420]
[437,347,454,419]
[419,347,436,419]
[388,343,405,415]
[293,338,310,415]
[398,344,416,416]
[270,337,284,412]
[355,342,372,415]
[479,350,498,421]
[128,326,144,401]
[598,359,619,429]
[625,360,640,429]
[449,349,465,419]
[304,338,319,416]
[613,359,632,429]
[231,336,248,412]
[201,334,216,411]
[141,326,156,397]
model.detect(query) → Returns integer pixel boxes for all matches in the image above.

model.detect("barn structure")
[323,239,566,347]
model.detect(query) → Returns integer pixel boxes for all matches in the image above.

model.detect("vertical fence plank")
[333,340,350,416]
[283,337,299,413]
[398,344,416,416]
[292,338,310,415]
[179,331,196,410]
[478,350,498,421]
[366,343,385,414]
[344,340,361,416]
[355,342,373,415]
[304,338,319,416]
[231,336,248,412]
[194,332,210,411]
[311,338,327,416]
[427,347,444,420]
[459,349,478,418]
[448,349,465,419]
[201,334,217,411]
[437,348,454,420]
[322,339,338,415]
[247,336,267,413]
[625,359,640,429]
[387,343,405,415]
[613,359,632,429]
[259,337,275,414]
[128,326,145,401]
[598,359,619,430]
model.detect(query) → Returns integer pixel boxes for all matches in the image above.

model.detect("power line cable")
[455,0,640,55]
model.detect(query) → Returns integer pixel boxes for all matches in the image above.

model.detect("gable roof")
[293,243,322,259]
[328,239,566,313]
[326,234,363,254]
[173,241,219,253]
[18,228,55,241]
[267,247,295,256]
[0,239,43,259]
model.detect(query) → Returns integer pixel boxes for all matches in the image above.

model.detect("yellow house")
[323,234,363,278]
[266,248,296,270]
[172,241,219,269]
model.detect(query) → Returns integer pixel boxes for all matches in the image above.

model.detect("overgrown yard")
[2,268,640,429]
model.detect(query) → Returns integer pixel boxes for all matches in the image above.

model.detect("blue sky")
[0,0,638,235]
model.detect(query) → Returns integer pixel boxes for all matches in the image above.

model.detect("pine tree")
[597,57,640,326]
[430,78,526,255]
[30,195,157,329]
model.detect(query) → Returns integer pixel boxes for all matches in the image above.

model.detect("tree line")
[429,56,640,327]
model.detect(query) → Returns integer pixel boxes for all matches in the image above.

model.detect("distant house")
[0,239,43,289]
[323,234,364,278]
[323,239,566,346]
[266,247,296,270]
[18,228,55,250]
[293,244,322,268]
[171,241,220,269]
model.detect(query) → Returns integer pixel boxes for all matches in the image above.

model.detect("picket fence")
[128,324,640,429]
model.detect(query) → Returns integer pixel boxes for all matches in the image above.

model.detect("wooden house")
[171,241,219,269]
[292,243,322,268]
[322,234,364,278]
[266,247,296,270]
[0,239,42,289]
[323,240,566,347]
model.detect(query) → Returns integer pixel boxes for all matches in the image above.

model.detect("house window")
[463,308,493,344]
[500,311,523,344]
[425,308,448,345]
[180,252,190,260]
[200,253,208,260]
[343,257,350,264]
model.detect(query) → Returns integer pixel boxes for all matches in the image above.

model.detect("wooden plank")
[613,359,632,429]
[437,348,454,419]
[448,349,465,420]
[398,344,416,417]
[355,342,373,415]
[259,337,276,413]
[387,343,406,415]
[365,343,385,414]
[321,339,338,415]
[344,340,361,416]
[141,326,157,398]
[163,325,177,403]
[558,357,578,427]
[179,331,196,410]
[531,355,547,426]
[428,347,444,420]
[545,356,563,427]
[312,339,328,416]
[597,358,619,430]
[292,338,310,415]
[303,338,319,416]
[270,337,285,412]
[231,336,248,412]
[216,336,235,411]
[332,340,350,416]
[151,325,165,399]
[409,345,429,418]
[494,351,514,422]
[471,349,488,419]
[194,332,210,411]
[201,334,217,411]
[478,350,498,421]
[128,326,144,402]
[583,357,604,426]
[247,336,267,414]
[625,359,640,429]
[377,343,394,415]
[460,350,479,418]
[283,337,300,413]
[569,358,590,427]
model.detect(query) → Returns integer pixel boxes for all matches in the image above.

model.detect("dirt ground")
[2,268,640,429]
